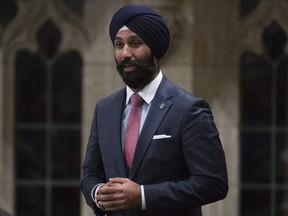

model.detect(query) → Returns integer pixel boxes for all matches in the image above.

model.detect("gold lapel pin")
[159,103,165,109]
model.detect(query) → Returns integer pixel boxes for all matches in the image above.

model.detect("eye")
[114,41,124,49]
[131,40,140,47]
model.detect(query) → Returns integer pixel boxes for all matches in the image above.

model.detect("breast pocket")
[147,137,182,163]
[151,136,174,146]
[142,136,187,180]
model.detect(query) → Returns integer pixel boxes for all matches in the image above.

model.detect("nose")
[121,44,132,59]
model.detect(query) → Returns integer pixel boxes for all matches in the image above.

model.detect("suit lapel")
[129,77,173,179]
[109,89,127,177]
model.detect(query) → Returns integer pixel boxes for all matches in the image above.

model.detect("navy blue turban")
[109,4,170,60]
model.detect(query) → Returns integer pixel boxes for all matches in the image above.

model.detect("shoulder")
[161,76,211,111]
[96,88,125,107]
[161,76,202,103]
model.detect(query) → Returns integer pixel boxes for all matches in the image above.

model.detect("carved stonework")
[127,0,193,60]
[0,0,18,44]
[239,0,288,55]
[1,0,91,54]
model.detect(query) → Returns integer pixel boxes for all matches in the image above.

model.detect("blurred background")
[0,0,287,216]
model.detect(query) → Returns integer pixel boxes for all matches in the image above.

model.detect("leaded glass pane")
[241,189,270,216]
[241,132,271,183]
[262,21,287,62]
[16,186,46,216]
[276,133,288,184]
[15,129,46,179]
[15,49,47,123]
[276,57,288,127]
[240,0,262,17]
[52,51,82,123]
[52,186,80,216]
[37,20,61,59]
[240,52,272,126]
[52,130,80,179]
[276,189,288,216]
[62,0,84,16]
[0,0,17,27]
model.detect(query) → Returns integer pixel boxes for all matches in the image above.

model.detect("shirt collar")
[126,71,163,105]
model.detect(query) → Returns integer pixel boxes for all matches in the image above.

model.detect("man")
[81,4,228,216]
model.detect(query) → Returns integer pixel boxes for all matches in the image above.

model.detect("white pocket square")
[153,134,172,140]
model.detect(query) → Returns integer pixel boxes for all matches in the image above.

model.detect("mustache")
[117,59,142,70]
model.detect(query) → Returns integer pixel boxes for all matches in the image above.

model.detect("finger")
[97,195,110,202]
[107,181,122,187]
[109,177,127,184]
[98,184,118,194]
[99,200,126,212]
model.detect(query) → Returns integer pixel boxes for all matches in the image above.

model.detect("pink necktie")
[124,93,144,168]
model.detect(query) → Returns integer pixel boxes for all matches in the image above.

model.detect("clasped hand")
[96,177,141,212]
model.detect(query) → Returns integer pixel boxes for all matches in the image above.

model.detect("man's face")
[114,28,158,91]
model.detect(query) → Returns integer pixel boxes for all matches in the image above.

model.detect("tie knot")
[130,94,144,107]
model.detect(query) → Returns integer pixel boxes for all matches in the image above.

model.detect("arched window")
[240,21,288,216]
[14,20,82,216]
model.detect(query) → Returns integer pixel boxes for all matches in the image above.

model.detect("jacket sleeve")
[144,98,228,214]
[80,104,107,216]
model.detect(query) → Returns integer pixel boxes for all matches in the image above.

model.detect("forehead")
[115,28,142,41]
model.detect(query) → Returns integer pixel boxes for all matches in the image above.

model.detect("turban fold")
[109,4,170,60]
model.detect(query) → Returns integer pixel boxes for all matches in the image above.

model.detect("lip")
[123,65,135,72]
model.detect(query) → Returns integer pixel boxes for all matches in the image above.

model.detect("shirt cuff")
[141,185,146,210]
[91,183,106,211]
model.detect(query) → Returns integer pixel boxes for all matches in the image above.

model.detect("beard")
[116,54,156,89]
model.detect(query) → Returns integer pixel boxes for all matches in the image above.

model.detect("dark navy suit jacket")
[81,75,228,216]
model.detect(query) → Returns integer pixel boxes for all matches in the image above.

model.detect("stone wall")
[0,0,239,215]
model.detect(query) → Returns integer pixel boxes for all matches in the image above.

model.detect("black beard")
[116,54,155,89]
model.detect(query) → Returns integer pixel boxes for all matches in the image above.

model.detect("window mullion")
[46,62,53,216]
